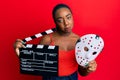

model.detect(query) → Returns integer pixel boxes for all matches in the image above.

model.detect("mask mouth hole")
[84,47,89,51]
[93,52,97,55]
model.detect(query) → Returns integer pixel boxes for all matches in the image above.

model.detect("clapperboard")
[19,28,59,76]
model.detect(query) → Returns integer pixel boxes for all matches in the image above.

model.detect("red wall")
[0,0,120,80]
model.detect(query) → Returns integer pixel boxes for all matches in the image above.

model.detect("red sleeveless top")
[49,34,78,76]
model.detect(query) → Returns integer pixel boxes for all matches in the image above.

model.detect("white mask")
[75,34,104,67]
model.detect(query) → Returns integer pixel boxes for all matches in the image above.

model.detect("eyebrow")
[56,13,71,20]
[66,13,71,17]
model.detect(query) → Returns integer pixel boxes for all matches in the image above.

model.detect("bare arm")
[39,35,51,45]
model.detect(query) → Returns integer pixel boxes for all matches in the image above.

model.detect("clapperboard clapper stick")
[19,28,59,76]
[22,28,56,43]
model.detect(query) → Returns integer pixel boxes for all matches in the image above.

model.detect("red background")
[0,0,120,80]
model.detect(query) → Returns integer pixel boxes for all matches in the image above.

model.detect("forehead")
[55,8,72,17]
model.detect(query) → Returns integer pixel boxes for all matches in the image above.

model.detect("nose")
[64,19,69,26]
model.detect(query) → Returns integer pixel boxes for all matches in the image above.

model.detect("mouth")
[64,27,71,32]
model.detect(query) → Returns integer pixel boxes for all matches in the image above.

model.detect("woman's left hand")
[87,60,97,72]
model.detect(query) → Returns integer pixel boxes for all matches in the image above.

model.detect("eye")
[67,16,71,20]
[84,47,89,51]
[56,19,63,23]
[92,52,97,55]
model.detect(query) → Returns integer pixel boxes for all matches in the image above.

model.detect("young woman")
[14,4,97,80]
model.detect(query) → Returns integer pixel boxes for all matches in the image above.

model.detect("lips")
[64,27,71,32]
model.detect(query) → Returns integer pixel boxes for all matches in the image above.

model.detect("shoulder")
[39,34,51,45]
[72,33,80,40]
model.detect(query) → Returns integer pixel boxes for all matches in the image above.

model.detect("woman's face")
[54,8,74,33]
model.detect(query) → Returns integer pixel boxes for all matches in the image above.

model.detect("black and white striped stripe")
[22,28,56,43]
[24,44,57,49]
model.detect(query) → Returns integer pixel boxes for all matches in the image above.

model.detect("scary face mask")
[75,34,104,67]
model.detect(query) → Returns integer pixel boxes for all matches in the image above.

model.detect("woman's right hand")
[14,39,25,56]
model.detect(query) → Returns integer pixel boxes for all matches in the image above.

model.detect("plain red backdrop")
[0,0,120,80]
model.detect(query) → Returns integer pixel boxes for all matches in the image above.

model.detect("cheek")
[70,19,74,27]
[56,22,62,26]
[56,23,64,29]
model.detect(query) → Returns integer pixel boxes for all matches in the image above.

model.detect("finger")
[16,39,26,44]
[89,63,97,68]
[88,66,96,72]
[16,42,23,48]
[88,67,93,71]
[88,60,97,67]
[21,44,26,48]
[15,48,20,56]
[89,60,96,64]
[16,39,23,42]
[14,41,25,49]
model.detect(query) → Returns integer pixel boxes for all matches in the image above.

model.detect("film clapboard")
[20,44,59,76]
[19,28,59,76]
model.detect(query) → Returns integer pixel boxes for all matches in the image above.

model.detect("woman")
[14,4,97,80]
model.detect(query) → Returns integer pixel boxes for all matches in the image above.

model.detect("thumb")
[15,48,20,56]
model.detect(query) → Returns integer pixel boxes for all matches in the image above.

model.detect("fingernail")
[22,41,26,44]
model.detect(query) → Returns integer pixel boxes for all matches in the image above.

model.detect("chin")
[65,29,72,33]
[67,30,72,33]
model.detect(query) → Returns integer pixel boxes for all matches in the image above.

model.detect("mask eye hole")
[84,47,89,51]
[93,52,97,55]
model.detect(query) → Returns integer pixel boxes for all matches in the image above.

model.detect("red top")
[49,34,78,76]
